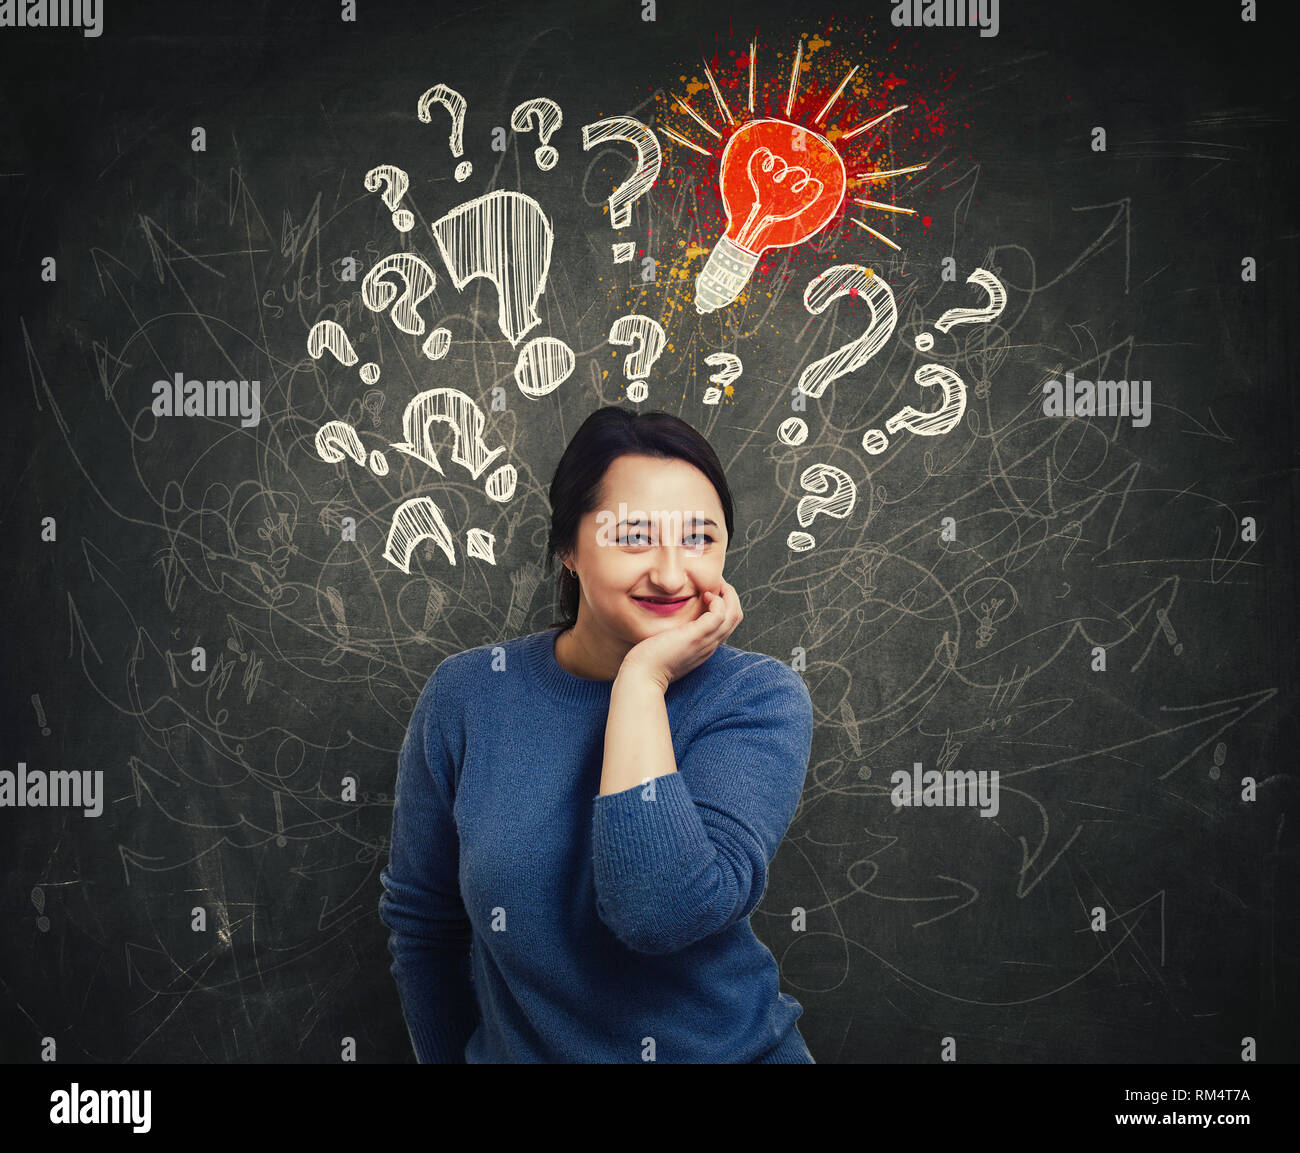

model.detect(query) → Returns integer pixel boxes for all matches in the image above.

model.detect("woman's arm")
[592,659,814,955]
[598,580,743,797]
[379,665,481,1062]
[598,666,679,797]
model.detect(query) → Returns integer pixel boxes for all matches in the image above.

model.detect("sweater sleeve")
[378,664,481,1062]
[591,659,814,956]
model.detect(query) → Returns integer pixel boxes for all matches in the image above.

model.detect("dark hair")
[545,407,735,630]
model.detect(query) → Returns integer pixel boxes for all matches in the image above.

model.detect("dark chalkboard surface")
[1,0,1295,1068]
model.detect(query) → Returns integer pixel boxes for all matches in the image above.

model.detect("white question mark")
[389,386,516,501]
[429,189,575,397]
[315,419,389,477]
[703,352,743,404]
[862,268,1006,453]
[418,83,472,181]
[933,267,1007,333]
[307,319,379,385]
[874,363,967,446]
[511,98,563,170]
[364,165,414,231]
[608,314,666,402]
[787,463,857,552]
[362,252,438,338]
[581,116,662,263]
[797,265,897,399]
[383,496,458,573]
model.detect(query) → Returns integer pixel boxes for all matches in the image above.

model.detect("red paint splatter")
[922,216,932,229]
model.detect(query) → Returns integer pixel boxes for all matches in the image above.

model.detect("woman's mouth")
[632,595,693,615]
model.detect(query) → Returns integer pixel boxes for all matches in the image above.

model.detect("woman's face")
[560,454,728,646]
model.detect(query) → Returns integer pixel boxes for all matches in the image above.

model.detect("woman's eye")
[617,531,714,547]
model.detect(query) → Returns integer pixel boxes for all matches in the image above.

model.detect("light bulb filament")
[735,148,825,249]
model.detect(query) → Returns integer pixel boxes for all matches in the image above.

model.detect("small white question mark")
[934,267,1007,333]
[364,165,414,231]
[511,98,563,170]
[307,319,380,385]
[703,352,743,405]
[315,419,389,477]
[608,314,667,402]
[787,463,857,552]
[362,252,438,339]
[862,268,1006,454]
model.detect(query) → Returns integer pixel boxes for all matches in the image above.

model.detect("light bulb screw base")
[694,236,759,314]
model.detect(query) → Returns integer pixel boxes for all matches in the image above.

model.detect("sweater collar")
[525,627,617,706]
[523,626,728,707]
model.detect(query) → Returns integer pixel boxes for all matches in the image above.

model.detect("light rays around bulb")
[785,37,804,118]
[850,219,902,250]
[812,65,858,125]
[701,58,735,126]
[673,94,722,139]
[660,124,713,157]
[748,39,756,112]
[855,163,930,181]
[853,198,918,215]
[837,103,908,141]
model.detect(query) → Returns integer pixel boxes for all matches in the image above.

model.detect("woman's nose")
[648,545,687,589]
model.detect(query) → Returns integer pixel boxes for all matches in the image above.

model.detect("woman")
[378,406,815,1063]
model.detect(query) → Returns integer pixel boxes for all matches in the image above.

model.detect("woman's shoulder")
[694,642,813,713]
[426,629,548,690]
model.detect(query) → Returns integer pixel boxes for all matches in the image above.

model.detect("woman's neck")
[554,621,630,682]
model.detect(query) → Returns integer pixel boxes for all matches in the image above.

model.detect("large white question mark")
[430,189,575,397]
[418,83,472,181]
[703,352,743,405]
[787,463,857,552]
[797,265,897,399]
[608,314,666,402]
[511,98,562,170]
[364,165,414,231]
[580,116,662,263]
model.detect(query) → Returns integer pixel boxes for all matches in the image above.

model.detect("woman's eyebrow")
[616,516,718,527]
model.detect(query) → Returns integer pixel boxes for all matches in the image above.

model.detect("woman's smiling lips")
[632,595,693,615]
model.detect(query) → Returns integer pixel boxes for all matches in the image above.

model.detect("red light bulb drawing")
[696,119,846,314]
[663,38,929,316]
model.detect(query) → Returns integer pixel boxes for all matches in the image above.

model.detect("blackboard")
[1,0,1295,1071]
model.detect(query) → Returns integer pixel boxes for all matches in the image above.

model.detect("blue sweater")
[378,625,816,1063]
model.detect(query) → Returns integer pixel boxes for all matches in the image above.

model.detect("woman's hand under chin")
[618,578,744,691]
